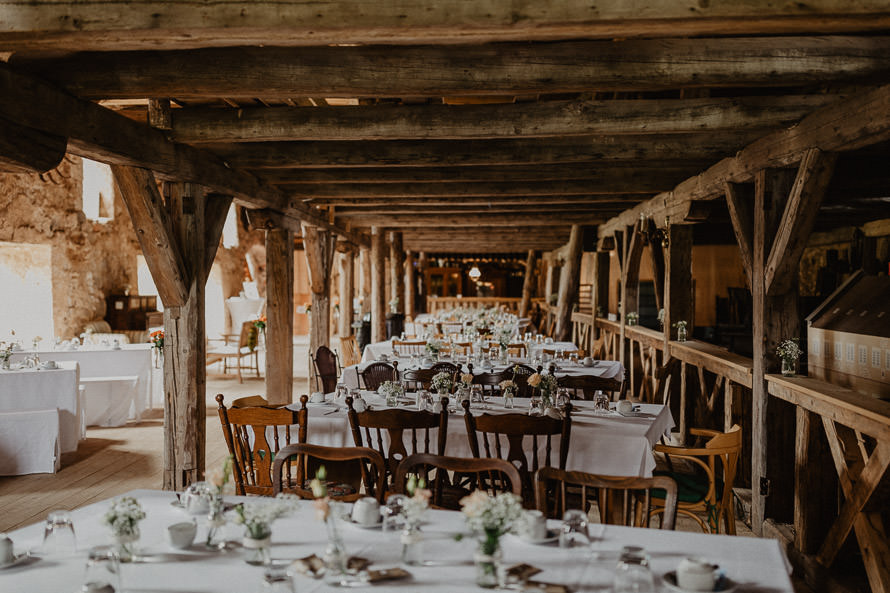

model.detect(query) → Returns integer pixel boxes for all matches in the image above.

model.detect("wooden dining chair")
[466,364,505,396]
[508,363,540,397]
[359,361,398,391]
[505,343,528,357]
[339,335,362,368]
[462,399,572,502]
[651,424,742,534]
[311,345,340,394]
[347,396,449,488]
[430,361,460,374]
[392,339,427,356]
[394,453,523,510]
[401,368,437,391]
[534,467,679,529]
[216,393,308,496]
[271,442,387,503]
[557,374,624,400]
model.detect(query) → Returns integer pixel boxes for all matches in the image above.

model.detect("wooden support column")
[647,220,666,312]
[359,247,371,315]
[544,260,555,304]
[663,225,694,436]
[749,149,838,534]
[370,227,387,342]
[338,248,355,338]
[617,222,644,369]
[390,231,405,314]
[519,249,537,318]
[404,250,415,318]
[417,252,428,314]
[265,228,294,405]
[302,223,336,357]
[555,225,584,341]
[591,251,610,321]
[113,166,229,491]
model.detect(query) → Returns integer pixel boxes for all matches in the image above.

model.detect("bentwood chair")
[651,424,742,534]
[311,345,341,394]
[347,396,449,488]
[272,443,387,503]
[216,393,308,496]
[360,362,398,391]
[339,335,362,368]
[394,453,522,510]
[462,399,572,503]
[534,467,678,529]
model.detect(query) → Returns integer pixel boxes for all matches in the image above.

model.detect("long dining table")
[0,489,794,593]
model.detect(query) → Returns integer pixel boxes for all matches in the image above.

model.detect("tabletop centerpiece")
[309,466,357,585]
[626,312,639,326]
[431,371,453,398]
[205,455,232,549]
[457,372,474,402]
[149,329,164,368]
[229,493,298,565]
[672,320,688,342]
[496,326,514,363]
[0,341,12,370]
[425,338,443,363]
[400,474,431,565]
[527,371,558,414]
[379,380,405,407]
[460,490,524,588]
[103,496,145,562]
[253,315,267,350]
[776,338,802,377]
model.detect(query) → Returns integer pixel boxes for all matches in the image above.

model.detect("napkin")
[365,567,412,583]
[291,554,324,578]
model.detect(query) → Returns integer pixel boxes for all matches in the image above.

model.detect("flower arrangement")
[389,296,400,313]
[626,312,639,326]
[0,341,12,367]
[253,315,267,331]
[104,496,145,539]
[776,339,802,362]
[431,371,453,394]
[527,372,558,405]
[657,309,665,327]
[460,372,474,386]
[672,320,687,330]
[207,455,232,494]
[402,474,431,527]
[378,380,405,405]
[150,330,164,351]
[309,465,331,520]
[460,490,524,555]
[229,494,299,540]
[31,335,42,350]
[426,338,443,355]
[496,326,515,349]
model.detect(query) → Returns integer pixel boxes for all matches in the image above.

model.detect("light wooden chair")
[506,343,528,357]
[391,339,427,356]
[339,335,362,367]
[394,453,522,510]
[206,321,260,383]
[272,442,387,503]
[535,467,678,529]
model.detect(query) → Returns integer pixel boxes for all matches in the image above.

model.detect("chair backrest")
[216,393,308,496]
[506,343,527,357]
[430,362,460,374]
[466,365,505,395]
[360,362,398,391]
[440,321,464,335]
[401,368,438,391]
[557,374,623,400]
[339,335,361,367]
[232,395,270,408]
[508,364,539,397]
[394,453,523,510]
[272,442,387,503]
[462,400,572,495]
[392,339,427,356]
[238,321,255,349]
[347,396,449,484]
[313,345,340,393]
[534,467,678,529]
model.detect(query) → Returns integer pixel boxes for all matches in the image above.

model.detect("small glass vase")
[243,533,271,565]
[503,387,515,409]
[474,532,504,589]
[205,493,227,550]
[499,346,509,364]
[781,358,796,377]
[677,326,687,342]
[152,348,163,369]
[400,523,424,566]
[112,529,139,563]
[1,357,9,370]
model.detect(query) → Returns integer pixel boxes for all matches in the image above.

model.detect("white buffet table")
[2,489,793,593]
[11,344,156,426]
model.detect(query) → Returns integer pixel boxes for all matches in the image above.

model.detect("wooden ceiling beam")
[282,180,663,198]
[170,96,838,143]
[334,213,607,227]
[14,37,890,98]
[334,204,624,216]
[204,134,765,169]
[3,2,890,51]
[310,197,640,207]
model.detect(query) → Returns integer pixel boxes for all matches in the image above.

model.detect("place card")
[365,567,411,582]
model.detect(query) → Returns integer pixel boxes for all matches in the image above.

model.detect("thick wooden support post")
[591,251,610,322]
[519,250,537,318]
[617,223,644,369]
[0,116,66,173]
[647,221,666,312]
[359,247,371,315]
[417,252,428,314]
[794,408,835,555]
[544,261,555,304]
[725,181,755,289]
[147,98,172,130]
[338,249,355,337]
[390,231,405,314]
[265,228,294,405]
[370,227,387,343]
[663,225,693,434]
[404,250,415,318]
[555,225,583,341]
[302,223,335,356]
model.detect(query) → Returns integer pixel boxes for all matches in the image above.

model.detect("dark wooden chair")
[360,361,398,391]
[508,363,541,397]
[534,467,679,529]
[467,363,505,395]
[401,368,437,391]
[462,399,572,502]
[312,345,341,393]
[272,442,387,503]
[430,361,460,374]
[347,396,449,487]
[394,453,522,510]
[557,374,624,400]
[216,393,308,496]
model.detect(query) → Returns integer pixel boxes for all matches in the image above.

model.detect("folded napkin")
[365,567,412,583]
[290,555,371,578]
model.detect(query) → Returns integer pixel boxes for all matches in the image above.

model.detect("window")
[82,158,114,222]
[221,204,239,249]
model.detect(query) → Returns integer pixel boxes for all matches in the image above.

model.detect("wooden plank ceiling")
[2,2,890,253]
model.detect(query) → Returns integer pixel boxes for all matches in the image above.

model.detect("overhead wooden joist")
[331,213,607,227]
[0,62,365,245]
[307,197,644,207]
[281,180,673,198]
[14,36,890,98]
[597,83,890,236]
[170,96,838,143]
[3,1,890,51]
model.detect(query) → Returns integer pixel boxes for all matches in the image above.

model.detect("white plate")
[662,571,737,593]
[0,553,35,570]
[509,529,559,545]
[344,517,383,529]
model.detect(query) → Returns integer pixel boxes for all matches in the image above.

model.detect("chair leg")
[237,357,243,383]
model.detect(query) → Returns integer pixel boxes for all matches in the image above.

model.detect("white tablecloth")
[12,344,156,425]
[0,361,81,453]
[3,489,793,593]
[0,408,61,475]
[226,297,264,332]
[291,397,671,477]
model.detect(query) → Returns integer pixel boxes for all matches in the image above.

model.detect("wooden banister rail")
[670,341,753,390]
[766,375,890,593]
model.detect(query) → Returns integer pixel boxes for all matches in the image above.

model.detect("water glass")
[613,546,655,593]
[556,388,571,409]
[559,510,590,548]
[80,546,120,593]
[261,562,296,593]
[381,494,407,533]
[593,391,610,415]
[43,510,77,556]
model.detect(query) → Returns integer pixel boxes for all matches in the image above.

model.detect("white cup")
[43,360,58,369]
[0,533,14,564]
[676,557,718,591]
[351,497,380,526]
[166,522,197,549]
[310,392,325,403]
[616,400,634,414]
[522,510,548,541]
[582,357,593,367]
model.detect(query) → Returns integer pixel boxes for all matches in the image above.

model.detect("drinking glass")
[43,510,76,556]
[613,546,655,593]
[528,397,542,416]
[470,385,484,408]
[261,562,296,593]
[80,546,120,593]
[556,388,571,410]
[593,391,610,415]
[569,353,579,366]
[559,510,590,549]
[381,495,407,533]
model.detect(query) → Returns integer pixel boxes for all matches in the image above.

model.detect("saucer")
[510,529,559,545]
[663,571,736,593]
[344,517,383,529]
[0,552,35,570]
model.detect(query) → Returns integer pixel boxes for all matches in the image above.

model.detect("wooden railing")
[426,296,521,314]
[767,375,890,593]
